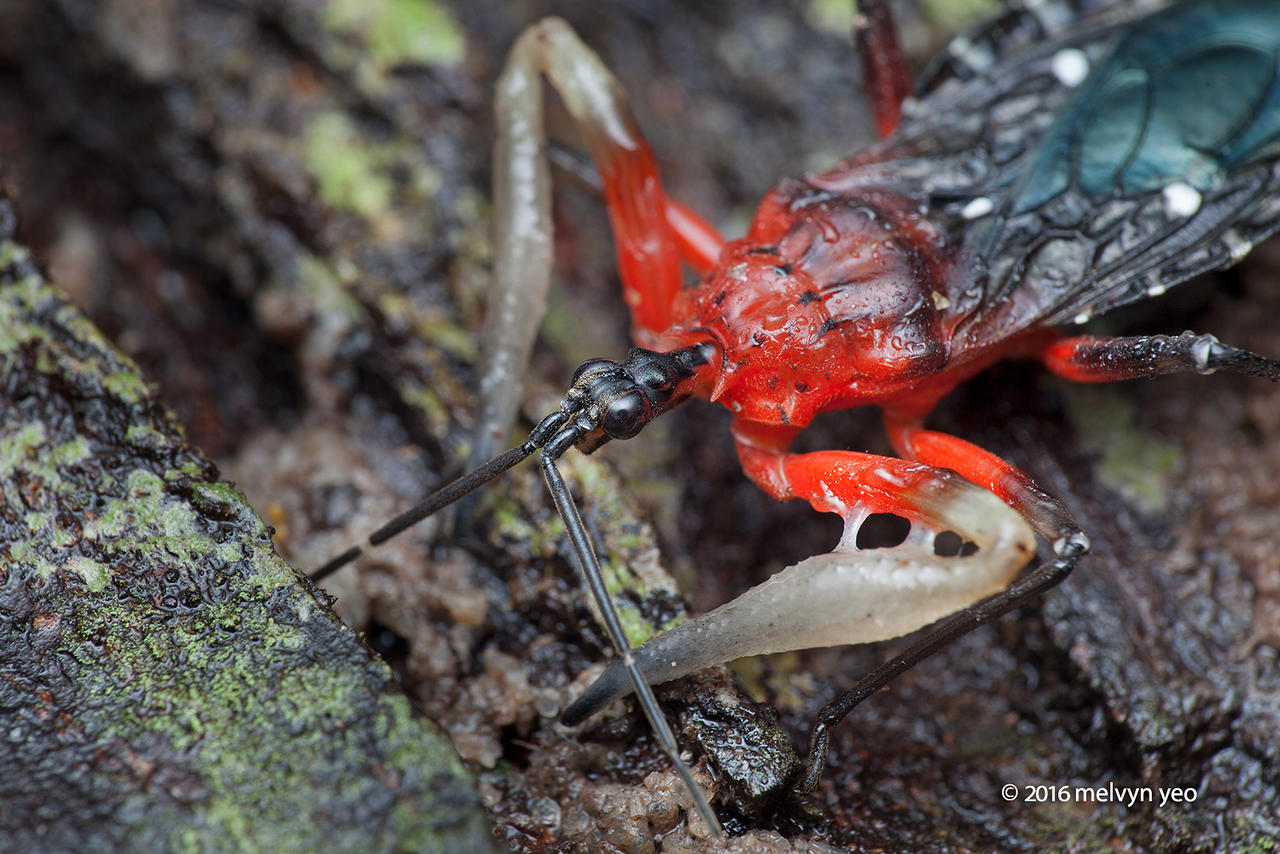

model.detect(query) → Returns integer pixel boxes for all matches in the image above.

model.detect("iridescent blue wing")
[965,0,1280,341]
[826,0,1280,351]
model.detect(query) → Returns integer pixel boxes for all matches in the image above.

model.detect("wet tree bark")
[0,208,495,850]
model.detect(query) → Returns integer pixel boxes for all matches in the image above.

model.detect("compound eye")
[602,391,648,440]
[571,358,617,386]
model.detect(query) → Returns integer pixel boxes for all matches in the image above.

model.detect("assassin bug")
[311,0,1280,835]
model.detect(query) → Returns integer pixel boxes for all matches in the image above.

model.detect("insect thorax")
[668,178,956,427]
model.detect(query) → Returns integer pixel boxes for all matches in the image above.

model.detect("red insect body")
[634,0,1006,441]
[670,177,968,426]
[595,123,1058,529]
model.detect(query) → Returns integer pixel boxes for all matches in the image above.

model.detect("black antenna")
[537,417,721,835]
[308,344,722,833]
[309,442,539,583]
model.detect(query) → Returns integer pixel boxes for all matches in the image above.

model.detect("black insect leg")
[797,329,1280,792]
[1041,331,1280,383]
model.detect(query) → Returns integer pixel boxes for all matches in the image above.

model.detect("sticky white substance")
[569,472,1035,712]
[1191,333,1220,374]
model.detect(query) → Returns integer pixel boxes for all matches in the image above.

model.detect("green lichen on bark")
[0,207,494,852]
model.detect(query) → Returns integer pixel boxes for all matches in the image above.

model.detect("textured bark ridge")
[0,205,495,852]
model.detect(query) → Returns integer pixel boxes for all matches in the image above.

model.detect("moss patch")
[0,208,493,852]
[323,0,465,69]
[1059,383,1185,515]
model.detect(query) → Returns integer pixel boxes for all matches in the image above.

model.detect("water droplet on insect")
[761,312,787,333]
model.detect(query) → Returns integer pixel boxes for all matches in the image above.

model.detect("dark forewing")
[829,0,1280,352]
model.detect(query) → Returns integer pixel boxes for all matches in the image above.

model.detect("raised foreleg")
[479,18,726,461]
[479,18,729,832]
[562,417,1038,745]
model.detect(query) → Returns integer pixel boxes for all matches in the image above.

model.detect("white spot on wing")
[1222,229,1253,263]
[960,196,994,220]
[1161,181,1202,217]
[1051,48,1089,88]
[948,36,992,72]
[1141,272,1167,297]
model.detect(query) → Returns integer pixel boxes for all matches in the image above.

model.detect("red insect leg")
[732,418,976,530]
[516,19,724,343]
[592,139,724,338]
[780,411,1092,793]
[589,135,682,337]
[493,21,730,831]
[800,331,1280,790]
[893,332,1280,535]
[857,0,913,139]
[664,198,725,275]
[883,417,1082,544]
[732,416,1070,795]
